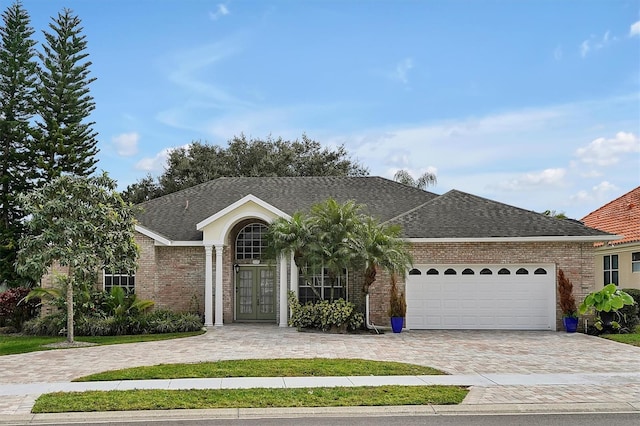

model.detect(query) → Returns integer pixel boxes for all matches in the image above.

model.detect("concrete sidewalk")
[2,371,640,396]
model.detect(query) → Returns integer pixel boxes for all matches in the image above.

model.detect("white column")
[279,253,288,327]
[204,245,213,327]
[214,245,224,326]
[290,253,298,298]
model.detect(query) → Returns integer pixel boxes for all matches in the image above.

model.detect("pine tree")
[35,8,98,182]
[0,1,38,287]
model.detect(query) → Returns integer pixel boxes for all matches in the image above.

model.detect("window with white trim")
[604,254,619,285]
[632,252,640,273]
[298,266,347,304]
[104,271,135,294]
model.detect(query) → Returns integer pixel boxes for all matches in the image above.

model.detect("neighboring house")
[581,186,640,290]
[110,176,613,331]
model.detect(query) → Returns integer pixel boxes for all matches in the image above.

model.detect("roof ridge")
[383,189,447,224]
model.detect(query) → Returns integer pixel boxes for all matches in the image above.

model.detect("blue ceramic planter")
[563,316,578,333]
[390,316,404,333]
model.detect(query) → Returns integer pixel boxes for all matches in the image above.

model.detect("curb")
[2,402,640,424]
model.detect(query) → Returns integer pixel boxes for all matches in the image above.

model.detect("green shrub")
[22,313,65,336]
[139,309,203,334]
[22,309,203,336]
[619,288,640,332]
[288,292,364,332]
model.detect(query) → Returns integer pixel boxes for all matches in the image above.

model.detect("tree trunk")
[66,277,74,343]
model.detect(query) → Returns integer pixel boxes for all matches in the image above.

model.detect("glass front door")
[236,266,276,321]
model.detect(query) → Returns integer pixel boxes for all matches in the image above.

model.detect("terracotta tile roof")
[581,186,640,246]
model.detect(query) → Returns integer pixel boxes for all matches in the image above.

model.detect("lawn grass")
[74,358,445,382]
[32,386,469,413]
[0,331,205,356]
[602,333,640,347]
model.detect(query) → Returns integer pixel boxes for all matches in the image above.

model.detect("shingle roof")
[135,177,612,241]
[136,177,437,241]
[581,186,640,246]
[392,189,612,238]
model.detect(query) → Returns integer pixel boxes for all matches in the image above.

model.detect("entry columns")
[279,253,288,327]
[214,245,224,326]
[204,245,213,327]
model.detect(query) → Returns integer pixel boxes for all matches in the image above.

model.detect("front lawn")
[74,358,445,382]
[0,331,205,356]
[33,385,469,413]
[601,333,640,347]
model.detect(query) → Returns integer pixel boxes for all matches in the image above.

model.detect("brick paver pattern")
[1,326,639,414]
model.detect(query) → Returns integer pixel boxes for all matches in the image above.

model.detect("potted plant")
[388,274,406,333]
[578,283,635,333]
[557,269,579,332]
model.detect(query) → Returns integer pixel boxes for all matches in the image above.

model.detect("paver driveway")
[1,325,639,411]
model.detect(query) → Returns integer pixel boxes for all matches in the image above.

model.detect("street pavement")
[1,325,639,422]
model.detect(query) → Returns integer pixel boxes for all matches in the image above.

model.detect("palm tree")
[393,169,437,189]
[267,198,413,300]
[361,217,413,294]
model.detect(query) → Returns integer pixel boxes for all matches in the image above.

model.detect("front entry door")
[236,266,276,321]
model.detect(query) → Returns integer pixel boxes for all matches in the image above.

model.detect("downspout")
[365,294,390,333]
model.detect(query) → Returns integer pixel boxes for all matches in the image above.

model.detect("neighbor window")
[298,266,347,304]
[104,271,135,294]
[604,255,619,285]
[633,252,640,273]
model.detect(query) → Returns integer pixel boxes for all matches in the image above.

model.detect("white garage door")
[406,264,556,330]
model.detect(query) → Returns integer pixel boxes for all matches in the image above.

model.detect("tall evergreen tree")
[35,8,98,181]
[0,1,38,287]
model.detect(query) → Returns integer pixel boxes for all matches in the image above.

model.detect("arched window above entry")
[235,223,268,261]
[409,268,422,275]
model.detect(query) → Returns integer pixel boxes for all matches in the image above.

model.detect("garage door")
[406,264,556,330]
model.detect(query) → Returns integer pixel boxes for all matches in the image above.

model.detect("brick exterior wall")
[38,233,596,331]
[365,241,596,331]
[133,234,205,316]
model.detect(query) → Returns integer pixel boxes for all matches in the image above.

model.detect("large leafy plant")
[579,284,635,331]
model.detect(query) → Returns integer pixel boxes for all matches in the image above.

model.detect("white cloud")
[630,20,640,37]
[570,181,619,205]
[392,58,413,84]
[575,131,640,166]
[553,45,563,60]
[135,144,192,173]
[580,40,590,57]
[580,31,616,57]
[111,132,139,157]
[209,4,230,21]
[494,168,567,191]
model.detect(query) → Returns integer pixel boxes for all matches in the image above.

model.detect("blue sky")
[10,0,640,219]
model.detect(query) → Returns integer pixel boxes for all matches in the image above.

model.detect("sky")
[7,0,640,219]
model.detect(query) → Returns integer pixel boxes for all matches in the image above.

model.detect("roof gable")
[581,186,640,246]
[196,194,290,230]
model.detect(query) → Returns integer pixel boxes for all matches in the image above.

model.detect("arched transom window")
[235,223,268,261]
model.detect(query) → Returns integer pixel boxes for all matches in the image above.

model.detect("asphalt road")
[12,412,640,426]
